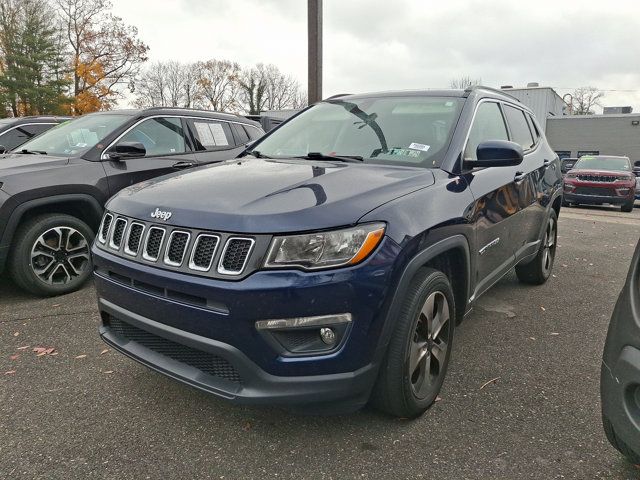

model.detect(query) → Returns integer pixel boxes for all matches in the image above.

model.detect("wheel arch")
[374,234,471,363]
[0,194,103,272]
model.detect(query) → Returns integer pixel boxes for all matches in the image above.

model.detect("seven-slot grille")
[101,213,255,277]
[576,174,617,183]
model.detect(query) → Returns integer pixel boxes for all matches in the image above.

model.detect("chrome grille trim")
[163,230,191,267]
[188,234,220,272]
[124,222,145,257]
[217,237,255,276]
[143,227,166,262]
[109,218,127,250]
[98,213,113,244]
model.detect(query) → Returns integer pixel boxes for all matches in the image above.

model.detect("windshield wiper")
[18,149,47,155]
[301,152,364,163]
[246,149,271,159]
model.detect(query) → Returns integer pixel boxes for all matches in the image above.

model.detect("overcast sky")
[110,0,640,112]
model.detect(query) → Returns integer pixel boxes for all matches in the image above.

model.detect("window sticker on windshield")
[408,142,430,152]
[389,148,421,158]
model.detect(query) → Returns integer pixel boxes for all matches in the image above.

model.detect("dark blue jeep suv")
[92,87,563,417]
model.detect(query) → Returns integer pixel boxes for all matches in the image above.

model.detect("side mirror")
[0,145,6,154]
[469,140,524,168]
[108,141,146,160]
[634,167,640,177]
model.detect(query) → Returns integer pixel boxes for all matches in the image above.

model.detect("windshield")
[574,156,631,172]
[254,96,464,167]
[16,114,130,157]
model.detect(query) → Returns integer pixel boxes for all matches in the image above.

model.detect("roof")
[0,115,72,123]
[324,86,521,103]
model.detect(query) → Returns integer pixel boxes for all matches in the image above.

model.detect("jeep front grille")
[124,223,145,256]
[98,213,113,244]
[219,238,254,275]
[143,227,165,261]
[189,234,219,271]
[109,218,127,250]
[164,231,190,266]
[576,174,616,183]
[98,212,261,279]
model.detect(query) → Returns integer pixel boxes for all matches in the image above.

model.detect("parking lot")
[0,205,639,479]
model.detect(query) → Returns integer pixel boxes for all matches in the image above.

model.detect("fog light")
[320,327,336,345]
[256,313,352,355]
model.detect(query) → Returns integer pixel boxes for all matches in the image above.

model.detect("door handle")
[172,161,195,169]
[514,171,526,182]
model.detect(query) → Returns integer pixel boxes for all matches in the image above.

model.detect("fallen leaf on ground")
[103,370,113,374]
[435,396,443,402]
[33,347,56,356]
[74,355,87,359]
[9,354,19,361]
[242,422,252,431]
[529,337,536,340]
[17,346,29,350]
[562,264,568,268]
[4,370,16,375]
[13,332,19,337]
[479,377,500,390]
[550,332,560,336]
[100,349,109,355]
[541,306,546,311]
[52,304,60,307]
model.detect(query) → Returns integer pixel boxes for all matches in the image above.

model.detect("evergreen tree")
[0,0,69,116]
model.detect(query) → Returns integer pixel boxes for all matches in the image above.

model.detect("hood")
[107,158,435,233]
[0,153,70,178]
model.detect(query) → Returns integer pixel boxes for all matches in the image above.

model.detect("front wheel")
[515,209,558,285]
[621,201,634,213]
[371,268,455,418]
[9,214,94,296]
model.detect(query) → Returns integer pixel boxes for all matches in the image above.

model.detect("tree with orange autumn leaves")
[56,0,148,114]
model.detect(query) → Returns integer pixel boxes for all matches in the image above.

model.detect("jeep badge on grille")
[151,208,172,221]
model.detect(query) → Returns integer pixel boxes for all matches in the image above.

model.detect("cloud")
[110,0,640,110]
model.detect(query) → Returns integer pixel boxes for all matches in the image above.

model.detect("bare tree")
[134,61,200,108]
[239,63,303,114]
[196,59,241,112]
[450,76,481,89]
[570,86,604,115]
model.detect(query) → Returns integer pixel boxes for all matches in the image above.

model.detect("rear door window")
[231,123,250,145]
[189,120,234,150]
[503,105,535,150]
[23,123,55,137]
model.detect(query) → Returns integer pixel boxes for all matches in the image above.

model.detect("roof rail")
[325,93,351,100]
[143,106,237,117]
[463,85,521,102]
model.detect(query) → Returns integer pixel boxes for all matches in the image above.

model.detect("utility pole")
[308,0,322,105]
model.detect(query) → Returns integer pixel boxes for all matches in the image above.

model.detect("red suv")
[563,155,636,212]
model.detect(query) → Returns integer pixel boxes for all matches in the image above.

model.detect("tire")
[603,415,640,464]
[621,201,634,213]
[9,214,94,297]
[516,209,558,285]
[371,268,456,418]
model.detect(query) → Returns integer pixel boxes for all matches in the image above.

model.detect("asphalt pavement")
[1,205,639,479]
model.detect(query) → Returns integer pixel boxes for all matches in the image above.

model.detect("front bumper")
[93,238,401,408]
[564,192,632,205]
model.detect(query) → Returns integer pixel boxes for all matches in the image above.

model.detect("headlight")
[565,173,576,179]
[617,175,634,181]
[264,223,385,270]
